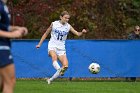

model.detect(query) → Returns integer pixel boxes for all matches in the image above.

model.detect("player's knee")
[12,77,16,87]
[51,56,57,61]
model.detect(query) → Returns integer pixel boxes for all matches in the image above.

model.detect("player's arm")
[36,23,52,48]
[0,30,14,38]
[70,26,87,37]
[9,26,22,31]
[0,29,27,38]
[0,25,28,38]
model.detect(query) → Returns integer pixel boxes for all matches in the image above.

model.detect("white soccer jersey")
[48,21,71,49]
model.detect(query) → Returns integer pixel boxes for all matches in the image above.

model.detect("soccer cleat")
[47,79,51,84]
[59,67,68,76]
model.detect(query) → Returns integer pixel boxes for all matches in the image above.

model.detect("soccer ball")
[88,63,100,74]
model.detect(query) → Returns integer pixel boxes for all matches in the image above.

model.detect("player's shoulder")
[52,20,60,26]
[52,20,59,24]
[66,22,70,26]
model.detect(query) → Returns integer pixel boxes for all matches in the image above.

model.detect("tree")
[10,0,140,39]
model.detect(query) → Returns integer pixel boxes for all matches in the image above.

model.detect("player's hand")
[20,27,28,36]
[9,27,28,38]
[11,30,26,38]
[36,45,40,49]
[82,29,87,34]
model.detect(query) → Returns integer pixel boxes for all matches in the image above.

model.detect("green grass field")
[15,80,140,93]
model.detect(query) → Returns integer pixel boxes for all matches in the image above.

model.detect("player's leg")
[47,68,61,84]
[0,50,15,92]
[49,50,60,70]
[47,50,61,84]
[0,64,16,93]
[58,54,68,76]
[0,75,3,92]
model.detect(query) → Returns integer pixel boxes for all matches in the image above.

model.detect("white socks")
[53,61,60,70]
[49,68,61,81]
[49,61,61,81]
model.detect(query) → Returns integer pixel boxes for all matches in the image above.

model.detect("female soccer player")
[0,0,28,93]
[36,11,87,84]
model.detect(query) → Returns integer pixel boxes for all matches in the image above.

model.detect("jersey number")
[57,33,63,40]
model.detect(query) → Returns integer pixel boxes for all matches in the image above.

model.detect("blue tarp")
[11,40,140,78]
